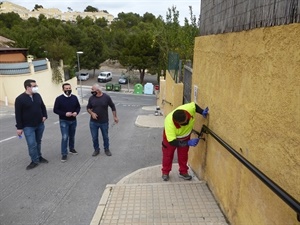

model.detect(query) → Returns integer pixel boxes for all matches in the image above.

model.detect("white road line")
[54,121,59,124]
[0,136,17,143]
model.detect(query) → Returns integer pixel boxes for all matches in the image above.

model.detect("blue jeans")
[59,119,77,156]
[23,123,45,163]
[89,121,109,151]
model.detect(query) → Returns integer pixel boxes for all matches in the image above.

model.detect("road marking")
[0,136,17,143]
[121,104,141,107]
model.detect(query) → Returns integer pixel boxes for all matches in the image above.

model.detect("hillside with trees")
[0,5,199,83]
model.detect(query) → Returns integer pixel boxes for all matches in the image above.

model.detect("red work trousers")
[161,132,190,175]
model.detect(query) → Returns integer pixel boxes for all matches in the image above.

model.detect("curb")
[134,105,165,128]
[135,114,164,128]
[89,185,115,225]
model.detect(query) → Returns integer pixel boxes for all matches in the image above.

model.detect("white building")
[0,1,114,24]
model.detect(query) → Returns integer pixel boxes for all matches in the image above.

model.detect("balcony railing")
[0,59,48,75]
[32,59,48,72]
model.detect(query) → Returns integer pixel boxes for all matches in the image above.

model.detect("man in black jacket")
[15,79,48,170]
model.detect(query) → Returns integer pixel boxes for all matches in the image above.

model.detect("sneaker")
[105,150,112,156]
[179,173,192,180]
[92,151,99,157]
[39,156,49,163]
[26,162,38,170]
[69,149,78,155]
[61,155,67,162]
[162,174,169,181]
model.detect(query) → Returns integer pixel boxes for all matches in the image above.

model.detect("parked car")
[98,71,112,82]
[78,72,90,81]
[118,75,129,84]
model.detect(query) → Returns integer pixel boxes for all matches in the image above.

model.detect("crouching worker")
[161,102,209,181]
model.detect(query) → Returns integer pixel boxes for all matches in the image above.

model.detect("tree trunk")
[92,68,96,78]
[139,68,145,84]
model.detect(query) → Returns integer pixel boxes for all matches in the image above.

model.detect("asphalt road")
[0,91,163,225]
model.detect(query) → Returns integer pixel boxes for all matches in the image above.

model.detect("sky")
[8,0,201,25]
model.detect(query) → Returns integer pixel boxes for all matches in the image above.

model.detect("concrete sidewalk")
[90,164,228,225]
[90,106,228,225]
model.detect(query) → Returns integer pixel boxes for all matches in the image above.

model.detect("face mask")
[91,91,97,96]
[32,87,39,93]
[64,90,72,96]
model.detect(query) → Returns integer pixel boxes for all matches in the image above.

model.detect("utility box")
[113,83,121,91]
[105,83,113,91]
[133,83,143,94]
[144,83,154,95]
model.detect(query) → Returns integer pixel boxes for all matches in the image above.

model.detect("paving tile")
[99,182,227,225]
[90,164,229,225]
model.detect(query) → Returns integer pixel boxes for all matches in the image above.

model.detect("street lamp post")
[76,51,83,103]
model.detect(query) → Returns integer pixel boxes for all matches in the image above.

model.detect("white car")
[98,71,112,82]
[78,72,90,81]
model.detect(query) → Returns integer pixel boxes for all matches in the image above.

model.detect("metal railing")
[182,63,192,104]
[168,52,180,83]
[0,59,48,75]
[198,125,300,221]
[32,59,48,72]
[0,62,30,75]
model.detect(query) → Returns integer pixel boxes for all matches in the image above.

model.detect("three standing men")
[15,79,48,170]
[15,80,118,168]
[54,83,81,162]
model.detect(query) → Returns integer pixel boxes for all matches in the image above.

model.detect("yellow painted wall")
[157,77,166,111]
[189,23,300,225]
[157,71,184,116]
[0,60,78,107]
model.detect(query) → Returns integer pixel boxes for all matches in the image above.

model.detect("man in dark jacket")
[53,83,81,162]
[87,83,119,157]
[15,79,48,170]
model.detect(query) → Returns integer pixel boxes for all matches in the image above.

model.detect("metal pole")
[77,53,83,104]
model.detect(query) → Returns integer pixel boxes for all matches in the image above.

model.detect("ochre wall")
[157,77,166,112]
[0,61,78,107]
[189,23,300,225]
[157,71,184,116]
[0,53,26,62]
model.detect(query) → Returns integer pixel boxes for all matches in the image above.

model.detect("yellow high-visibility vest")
[164,102,196,142]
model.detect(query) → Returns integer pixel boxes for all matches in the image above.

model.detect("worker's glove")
[187,138,200,147]
[202,107,209,118]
